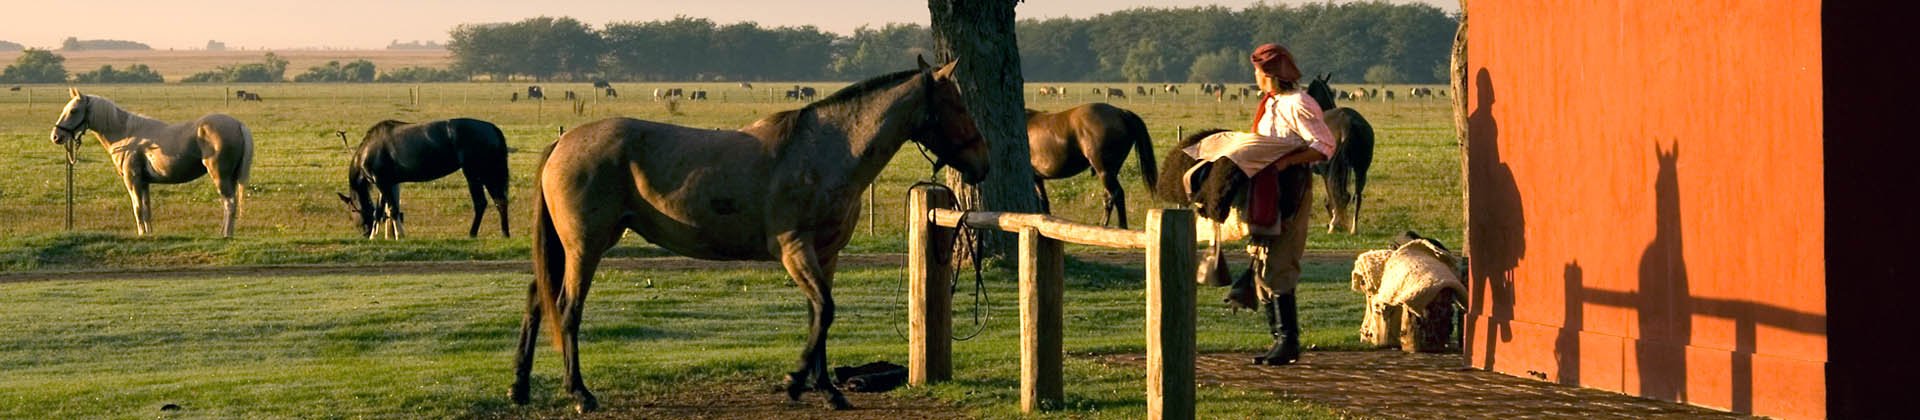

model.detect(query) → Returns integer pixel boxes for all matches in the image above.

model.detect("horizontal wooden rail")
[929,208,1148,249]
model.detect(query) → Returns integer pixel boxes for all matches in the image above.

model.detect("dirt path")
[0,250,1362,283]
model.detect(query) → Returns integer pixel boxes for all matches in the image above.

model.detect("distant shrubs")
[293,60,377,82]
[0,49,67,83]
[182,53,290,83]
[377,66,466,82]
[73,64,164,83]
[59,37,152,51]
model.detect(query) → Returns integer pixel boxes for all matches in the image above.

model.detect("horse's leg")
[466,181,487,238]
[379,183,405,239]
[126,179,152,236]
[557,245,607,412]
[1100,170,1127,229]
[509,279,543,405]
[1351,165,1368,235]
[777,233,851,410]
[1034,178,1052,214]
[490,179,511,238]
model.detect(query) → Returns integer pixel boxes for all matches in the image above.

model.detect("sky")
[0,0,1457,50]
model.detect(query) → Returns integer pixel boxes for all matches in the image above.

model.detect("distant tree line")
[447,2,1456,83]
[60,37,153,51]
[0,40,23,52]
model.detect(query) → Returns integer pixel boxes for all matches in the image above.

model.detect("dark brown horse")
[1025,103,1156,229]
[512,58,987,413]
[337,118,510,239]
[1305,73,1376,233]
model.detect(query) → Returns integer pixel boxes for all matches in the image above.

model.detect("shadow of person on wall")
[1635,142,1690,402]
[1556,261,1583,385]
[1467,68,1522,370]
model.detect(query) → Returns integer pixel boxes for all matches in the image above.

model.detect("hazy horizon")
[0,0,1456,51]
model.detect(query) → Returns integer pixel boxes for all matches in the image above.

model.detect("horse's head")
[50,88,93,145]
[1305,73,1336,110]
[340,172,379,237]
[912,56,989,184]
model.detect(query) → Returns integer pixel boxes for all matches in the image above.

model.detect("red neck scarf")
[1250,92,1275,132]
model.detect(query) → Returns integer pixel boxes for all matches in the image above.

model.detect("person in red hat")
[1241,42,1335,366]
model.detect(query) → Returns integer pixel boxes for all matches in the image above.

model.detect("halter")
[53,96,91,140]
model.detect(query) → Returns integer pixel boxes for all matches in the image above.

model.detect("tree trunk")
[929,0,1040,262]
[1451,3,1470,258]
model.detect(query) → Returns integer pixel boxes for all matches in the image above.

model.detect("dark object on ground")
[832,361,908,393]
[160,403,181,411]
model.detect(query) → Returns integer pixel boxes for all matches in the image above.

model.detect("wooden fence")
[906,184,1196,420]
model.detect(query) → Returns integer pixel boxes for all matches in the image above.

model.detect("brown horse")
[512,58,986,413]
[50,88,254,237]
[1024,103,1156,229]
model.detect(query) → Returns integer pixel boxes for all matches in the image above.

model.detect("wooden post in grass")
[1019,226,1065,413]
[65,138,76,231]
[908,184,954,386]
[1146,208,1196,420]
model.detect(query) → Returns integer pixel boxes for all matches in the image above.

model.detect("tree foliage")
[0,40,23,52]
[74,64,164,83]
[181,53,289,83]
[0,49,69,83]
[294,60,378,82]
[59,37,152,51]
[377,66,466,82]
[440,3,1456,83]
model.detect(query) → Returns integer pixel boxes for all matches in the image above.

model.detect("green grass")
[0,82,1459,270]
[0,258,1365,418]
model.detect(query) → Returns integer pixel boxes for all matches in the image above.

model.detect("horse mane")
[748,68,926,152]
[365,119,411,137]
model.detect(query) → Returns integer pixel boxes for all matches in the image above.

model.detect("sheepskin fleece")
[1350,249,1393,295]
[1374,239,1467,317]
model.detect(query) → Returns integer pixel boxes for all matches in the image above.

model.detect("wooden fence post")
[908,184,955,386]
[1146,209,1196,420]
[1019,226,1065,413]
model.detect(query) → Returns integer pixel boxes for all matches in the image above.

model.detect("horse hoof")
[784,372,808,401]
[573,394,599,413]
[508,385,530,405]
[826,393,854,410]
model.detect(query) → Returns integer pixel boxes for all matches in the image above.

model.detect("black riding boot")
[1254,292,1301,365]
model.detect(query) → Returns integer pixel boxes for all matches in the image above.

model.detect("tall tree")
[1,49,68,83]
[929,0,1040,260]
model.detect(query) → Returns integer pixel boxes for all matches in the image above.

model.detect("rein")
[897,143,992,342]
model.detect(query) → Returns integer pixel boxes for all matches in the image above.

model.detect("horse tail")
[1120,109,1157,192]
[531,141,566,352]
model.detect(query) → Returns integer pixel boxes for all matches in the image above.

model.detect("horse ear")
[934,59,960,80]
[916,54,930,70]
[69,87,80,98]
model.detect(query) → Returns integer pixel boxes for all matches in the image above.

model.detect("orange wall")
[1462,1,1825,419]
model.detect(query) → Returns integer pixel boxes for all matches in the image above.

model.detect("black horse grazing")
[1305,73,1376,234]
[1025,103,1157,229]
[338,118,511,239]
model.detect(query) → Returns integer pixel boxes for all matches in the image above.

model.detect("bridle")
[53,96,91,141]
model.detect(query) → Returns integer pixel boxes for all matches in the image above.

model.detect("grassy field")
[0,79,1460,270]
[0,259,1371,418]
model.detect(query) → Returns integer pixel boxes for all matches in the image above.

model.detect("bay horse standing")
[49,88,254,238]
[1305,73,1376,233]
[337,118,509,239]
[1024,102,1156,229]
[511,58,987,413]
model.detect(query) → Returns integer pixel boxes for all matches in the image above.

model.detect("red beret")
[1250,43,1302,82]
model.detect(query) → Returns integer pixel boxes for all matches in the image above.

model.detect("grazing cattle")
[784,89,800,100]
[799,86,817,100]
[739,82,754,90]
[690,90,708,100]
[1408,87,1434,99]
[1091,87,1104,95]
[340,118,510,239]
[237,91,263,101]
[655,88,685,100]
[1105,88,1126,99]
[1239,86,1256,98]
[1135,85,1152,96]
[8,85,19,91]
[1037,86,1067,98]
[592,80,612,89]
[1350,88,1369,100]
[527,86,546,100]
[564,91,577,101]
[1227,94,1239,101]
[1163,84,1180,95]
[1383,90,1395,100]
[511,92,520,102]
[604,87,617,98]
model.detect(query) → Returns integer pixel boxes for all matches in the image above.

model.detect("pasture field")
[0,260,1369,418]
[0,80,1459,270]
